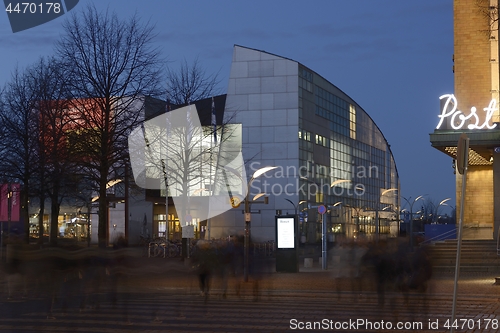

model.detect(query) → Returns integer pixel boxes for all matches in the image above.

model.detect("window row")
[298,129,312,141]
[315,134,329,147]
[315,86,348,109]
[317,106,350,126]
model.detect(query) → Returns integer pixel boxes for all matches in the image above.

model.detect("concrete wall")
[454,0,492,112]
[219,46,300,242]
[456,165,493,237]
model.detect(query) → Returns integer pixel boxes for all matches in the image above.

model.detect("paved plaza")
[0,248,500,332]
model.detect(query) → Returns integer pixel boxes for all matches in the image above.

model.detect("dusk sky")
[0,1,455,214]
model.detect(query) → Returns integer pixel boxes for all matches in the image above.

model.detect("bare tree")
[0,66,41,244]
[30,57,78,246]
[166,58,221,105]
[476,0,498,36]
[0,57,79,245]
[55,4,164,247]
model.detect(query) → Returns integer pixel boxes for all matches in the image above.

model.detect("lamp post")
[284,198,298,219]
[402,195,425,250]
[284,198,298,255]
[284,198,307,272]
[375,188,398,240]
[244,166,277,282]
[284,199,308,232]
[298,176,350,269]
[346,204,364,237]
[434,198,451,223]
[322,180,351,270]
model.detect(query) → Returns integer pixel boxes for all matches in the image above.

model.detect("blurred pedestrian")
[192,240,214,300]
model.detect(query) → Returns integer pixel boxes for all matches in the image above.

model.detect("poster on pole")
[10,183,20,222]
[277,217,295,249]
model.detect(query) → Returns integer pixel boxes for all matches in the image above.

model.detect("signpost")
[451,133,469,333]
[318,205,327,270]
[182,214,193,258]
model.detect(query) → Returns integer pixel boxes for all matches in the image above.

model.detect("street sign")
[318,205,326,215]
[241,210,260,214]
[456,133,469,175]
[245,212,251,222]
[230,196,241,208]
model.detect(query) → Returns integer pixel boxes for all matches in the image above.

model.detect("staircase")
[428,239,500,274]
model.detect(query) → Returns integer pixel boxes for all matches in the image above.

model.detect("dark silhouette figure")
[192,240,215,301]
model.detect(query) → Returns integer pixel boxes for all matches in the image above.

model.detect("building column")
[493,150,500,240]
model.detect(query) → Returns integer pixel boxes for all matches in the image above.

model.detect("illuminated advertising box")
[275,215,298,273]
[277,217,295,249]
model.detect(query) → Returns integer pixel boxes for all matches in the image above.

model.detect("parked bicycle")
[148,241,163,258]
[144,238,211,258]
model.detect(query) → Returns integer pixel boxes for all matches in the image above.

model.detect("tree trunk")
[49,188,60,246]
[21,187,30,245]
[38,196,45,245]
[98,176,108,248]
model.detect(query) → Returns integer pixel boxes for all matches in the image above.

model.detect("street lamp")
[402,195,425,250]
[244,166,277,282]
[435,198,451,223]
[375,188,398,240]
[298,177,350,270]
[427,198,451,223]
[320,179,351,270]
[284,198,308,272]
[345,204,365,236]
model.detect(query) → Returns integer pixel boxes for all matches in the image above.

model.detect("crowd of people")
[191,236,272,301]
[1,234,434,321]
[330,237,433,316]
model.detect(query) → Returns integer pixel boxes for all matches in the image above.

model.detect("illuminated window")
[299,129,311,141]
[316,191,324,203]
[315,134,329,147]
[158,221,166,234]
[350,104,356,140]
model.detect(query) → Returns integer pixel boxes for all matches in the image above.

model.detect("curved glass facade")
[297,65,399,238]
[220,45,400,241]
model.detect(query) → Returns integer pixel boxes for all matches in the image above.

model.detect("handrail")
[419,224,476,246]
[419,226,458,245]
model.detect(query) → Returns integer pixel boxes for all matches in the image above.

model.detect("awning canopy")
[429,129,500,166]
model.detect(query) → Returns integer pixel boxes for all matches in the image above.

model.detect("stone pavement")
[1,246,500,332]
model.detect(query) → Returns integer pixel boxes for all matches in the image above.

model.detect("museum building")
[149,45,400,243]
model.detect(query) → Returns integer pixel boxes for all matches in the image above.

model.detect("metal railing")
[253,240,276,257]
[419,224,480,246]
[419,227,459,246]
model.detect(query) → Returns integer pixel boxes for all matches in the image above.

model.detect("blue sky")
[0,0,455,214]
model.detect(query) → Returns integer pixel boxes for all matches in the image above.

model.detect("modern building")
[207,45,400,242]
[144,45,400,244]
[430,1,499,240]
[25,45,401,246]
